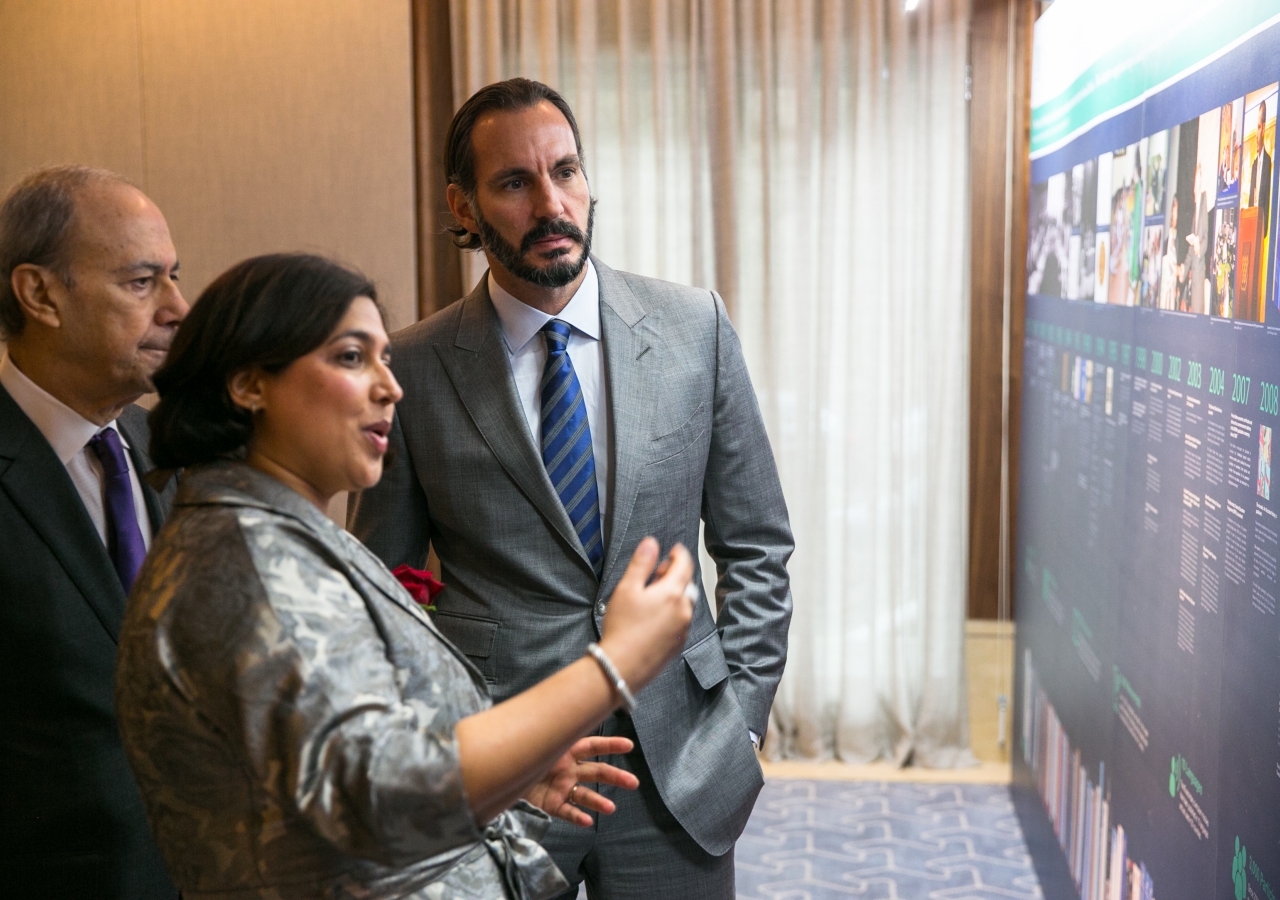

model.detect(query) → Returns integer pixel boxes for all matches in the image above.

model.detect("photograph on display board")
[1212,206,1239,318]
[1144,130,1169,218]
[1066,163,1085,298]
[1140,224,1165,307]
[1109,143,1144,306]
[1259,425,1272,501]
[1168,121,1199,310]
[1218,96,1244,198]
[1076,158,1099,300]
[1027,172,1070,297]
[1188,106,1222,314]
[1140,130,1171,308]
[1240,84,1277,321]
[1095,151,1114,301]
[1067,171,1083,299]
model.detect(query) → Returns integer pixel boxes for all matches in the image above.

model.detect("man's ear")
[10,264,64,330]
[227,369,268,414]
[446,183,480,237]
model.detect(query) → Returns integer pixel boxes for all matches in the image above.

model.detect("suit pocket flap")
[682,630,730,690]
[433,613,498,659]
[649,400,708,462]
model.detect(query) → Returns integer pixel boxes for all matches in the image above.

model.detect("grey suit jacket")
[349,259,794,855]
[0,389,178,898]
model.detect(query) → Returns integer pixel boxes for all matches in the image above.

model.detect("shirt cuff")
[749,729,761,750]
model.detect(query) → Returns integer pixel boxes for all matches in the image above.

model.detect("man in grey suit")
[0,166,186,897]
[349,78,792,899]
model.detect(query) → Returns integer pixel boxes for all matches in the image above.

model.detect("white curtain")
[448,0,975,767]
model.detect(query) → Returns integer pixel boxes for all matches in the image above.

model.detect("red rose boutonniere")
[391,565,444,614]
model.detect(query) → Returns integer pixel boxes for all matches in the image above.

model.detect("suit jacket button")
[595,602,606,616]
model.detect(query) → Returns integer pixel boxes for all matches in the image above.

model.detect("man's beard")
[475,200,596,288]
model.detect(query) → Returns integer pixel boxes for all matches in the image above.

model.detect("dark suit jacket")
[0,385,178,899]
[1254,147,1272,238]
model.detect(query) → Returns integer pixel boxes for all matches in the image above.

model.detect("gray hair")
[0,165,134,339]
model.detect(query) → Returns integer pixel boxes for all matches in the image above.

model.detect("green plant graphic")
[1170,756,1179,797]
[1234,837,1248,900]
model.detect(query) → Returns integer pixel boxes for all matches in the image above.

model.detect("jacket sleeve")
[700,291,795,739]
[348,407,433,570]
[164,518,479,868]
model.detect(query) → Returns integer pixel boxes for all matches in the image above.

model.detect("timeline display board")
[1016,4,1280,900]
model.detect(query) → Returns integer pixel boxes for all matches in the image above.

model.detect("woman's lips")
[363,420,390,455]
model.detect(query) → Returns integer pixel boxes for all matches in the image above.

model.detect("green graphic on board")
[1235,838,1248,900]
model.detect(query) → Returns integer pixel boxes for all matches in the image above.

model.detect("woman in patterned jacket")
[115,253,695,900]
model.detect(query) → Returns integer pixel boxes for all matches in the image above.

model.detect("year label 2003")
[1186,361,1202,389]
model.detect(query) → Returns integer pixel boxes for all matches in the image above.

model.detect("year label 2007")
[1232,374,1252,405]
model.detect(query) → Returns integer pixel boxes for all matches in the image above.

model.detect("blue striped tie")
[540,320,603,577]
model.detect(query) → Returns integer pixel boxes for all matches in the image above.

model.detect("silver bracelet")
[585,642,638,714]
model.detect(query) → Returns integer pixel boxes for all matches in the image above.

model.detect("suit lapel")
[0,386,127,643]
[596,261,657,588]
[117,407,173,534]
[336,535,491,688]
[434,280,591,569]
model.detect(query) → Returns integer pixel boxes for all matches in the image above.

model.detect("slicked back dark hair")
[0,165,133,339]
[444,77,585,250]
[149,253,379,470]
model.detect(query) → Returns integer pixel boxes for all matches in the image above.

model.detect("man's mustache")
[521,219,586,254]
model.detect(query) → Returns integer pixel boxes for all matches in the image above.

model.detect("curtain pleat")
[443,0,973,767]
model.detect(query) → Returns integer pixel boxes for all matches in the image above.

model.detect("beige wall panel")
[0,0,146,193]
[137,0,418,328]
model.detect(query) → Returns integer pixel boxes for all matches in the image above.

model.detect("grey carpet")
[735,779,1044,900]
[572,779,1043,899]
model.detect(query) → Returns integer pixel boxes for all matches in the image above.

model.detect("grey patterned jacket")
[116,461,569,900]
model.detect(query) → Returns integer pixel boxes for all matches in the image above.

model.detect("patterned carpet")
[734,779,1044,900]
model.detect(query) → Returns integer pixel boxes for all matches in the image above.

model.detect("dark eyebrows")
[488,155,582,184]
[326,328,390,356]
[327,328,376,344]
[489,165,534,184]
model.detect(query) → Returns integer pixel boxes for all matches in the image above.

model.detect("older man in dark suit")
[0,165,187,898]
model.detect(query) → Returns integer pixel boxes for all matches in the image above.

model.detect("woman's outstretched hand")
[522,736,639,826]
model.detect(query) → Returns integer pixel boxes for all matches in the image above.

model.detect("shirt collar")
[488,259,600,355]
[0,351,127,464]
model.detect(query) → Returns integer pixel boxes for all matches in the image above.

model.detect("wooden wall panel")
[136,0,419,329]
[967,0,1033,620]
[0,0,146,191]
[412,0,463,318]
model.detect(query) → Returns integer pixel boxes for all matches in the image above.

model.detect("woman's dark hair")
[444,77,585,250]
[149,253,378,469]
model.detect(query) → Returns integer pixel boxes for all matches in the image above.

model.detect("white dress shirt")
[488,267,759,750]
[0,352,152,549]
[488,261,611,521]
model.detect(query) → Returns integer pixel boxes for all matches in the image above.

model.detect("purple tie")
[88,428,147,592]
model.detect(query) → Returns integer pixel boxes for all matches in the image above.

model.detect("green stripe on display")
[1031,1,1280,157]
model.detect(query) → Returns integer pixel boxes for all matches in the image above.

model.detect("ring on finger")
[568,783,579,806]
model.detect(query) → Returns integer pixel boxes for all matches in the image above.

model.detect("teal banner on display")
[1016,3,1280,900]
